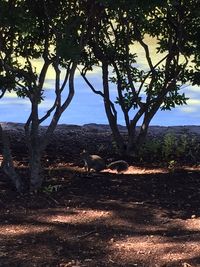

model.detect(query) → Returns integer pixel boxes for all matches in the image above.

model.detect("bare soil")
[0,124,200,267]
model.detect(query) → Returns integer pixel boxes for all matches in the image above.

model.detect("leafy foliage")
[0,0,94,191]
[42,184,62,194]
[80,0,199,154]
[137,132,200,164]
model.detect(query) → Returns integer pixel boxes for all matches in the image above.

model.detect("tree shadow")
[0,166,200,266]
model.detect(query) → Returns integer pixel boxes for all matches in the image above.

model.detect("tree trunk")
[29,146,42,191]
[126,126,137,155]
[102,62,126,155]
[25,62,77,192]
[126,93,166,155]
[0,124,25,193]
[26,100,43,192]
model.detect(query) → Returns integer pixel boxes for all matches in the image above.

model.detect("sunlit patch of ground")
[107,216,200,266]
[36,208,113,225]
[109,233,200,266]
[0,224,50,237]
[123,165,169,175]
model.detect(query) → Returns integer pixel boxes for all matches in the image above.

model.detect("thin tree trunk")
[102,61,126,155]
[28,62,77,191]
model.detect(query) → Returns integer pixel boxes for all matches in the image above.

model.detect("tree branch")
[79,67,117,118]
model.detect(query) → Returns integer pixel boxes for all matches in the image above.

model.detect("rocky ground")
[0,123,200,267]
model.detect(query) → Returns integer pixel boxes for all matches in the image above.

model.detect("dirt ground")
[0,125,200,267]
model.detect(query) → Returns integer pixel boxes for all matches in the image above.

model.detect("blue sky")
[1,72,200,126]
[1,36,200,126]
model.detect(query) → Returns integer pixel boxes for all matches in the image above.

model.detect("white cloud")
[180,106,199,113]
[186,85,200,93]
[31,58,102,81]
[187,99,200,106]
[130,35,165,70]
[176,97,200,114]
[4,91,18,98]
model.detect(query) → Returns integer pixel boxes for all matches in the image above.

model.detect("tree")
[81,0,197,155]
[178,0,200,86]
[0,0,92,192]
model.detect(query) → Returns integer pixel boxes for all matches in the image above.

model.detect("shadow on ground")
[0,165,200,267]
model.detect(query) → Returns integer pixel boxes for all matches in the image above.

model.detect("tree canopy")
[0,0,94,191]
[80,0,200,154]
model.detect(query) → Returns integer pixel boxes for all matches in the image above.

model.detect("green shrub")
[42,184,62,194]
[162,133,177,161]
[137,132,200,164]
[138,138,162,162]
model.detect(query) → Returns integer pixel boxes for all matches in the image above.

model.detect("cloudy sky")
[1,37,200,126]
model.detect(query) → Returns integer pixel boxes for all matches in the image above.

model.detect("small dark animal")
[107,160,129,172]
[80,150,129,172]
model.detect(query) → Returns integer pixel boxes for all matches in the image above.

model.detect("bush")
[137,132,200,164]
[137,138,162,162]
